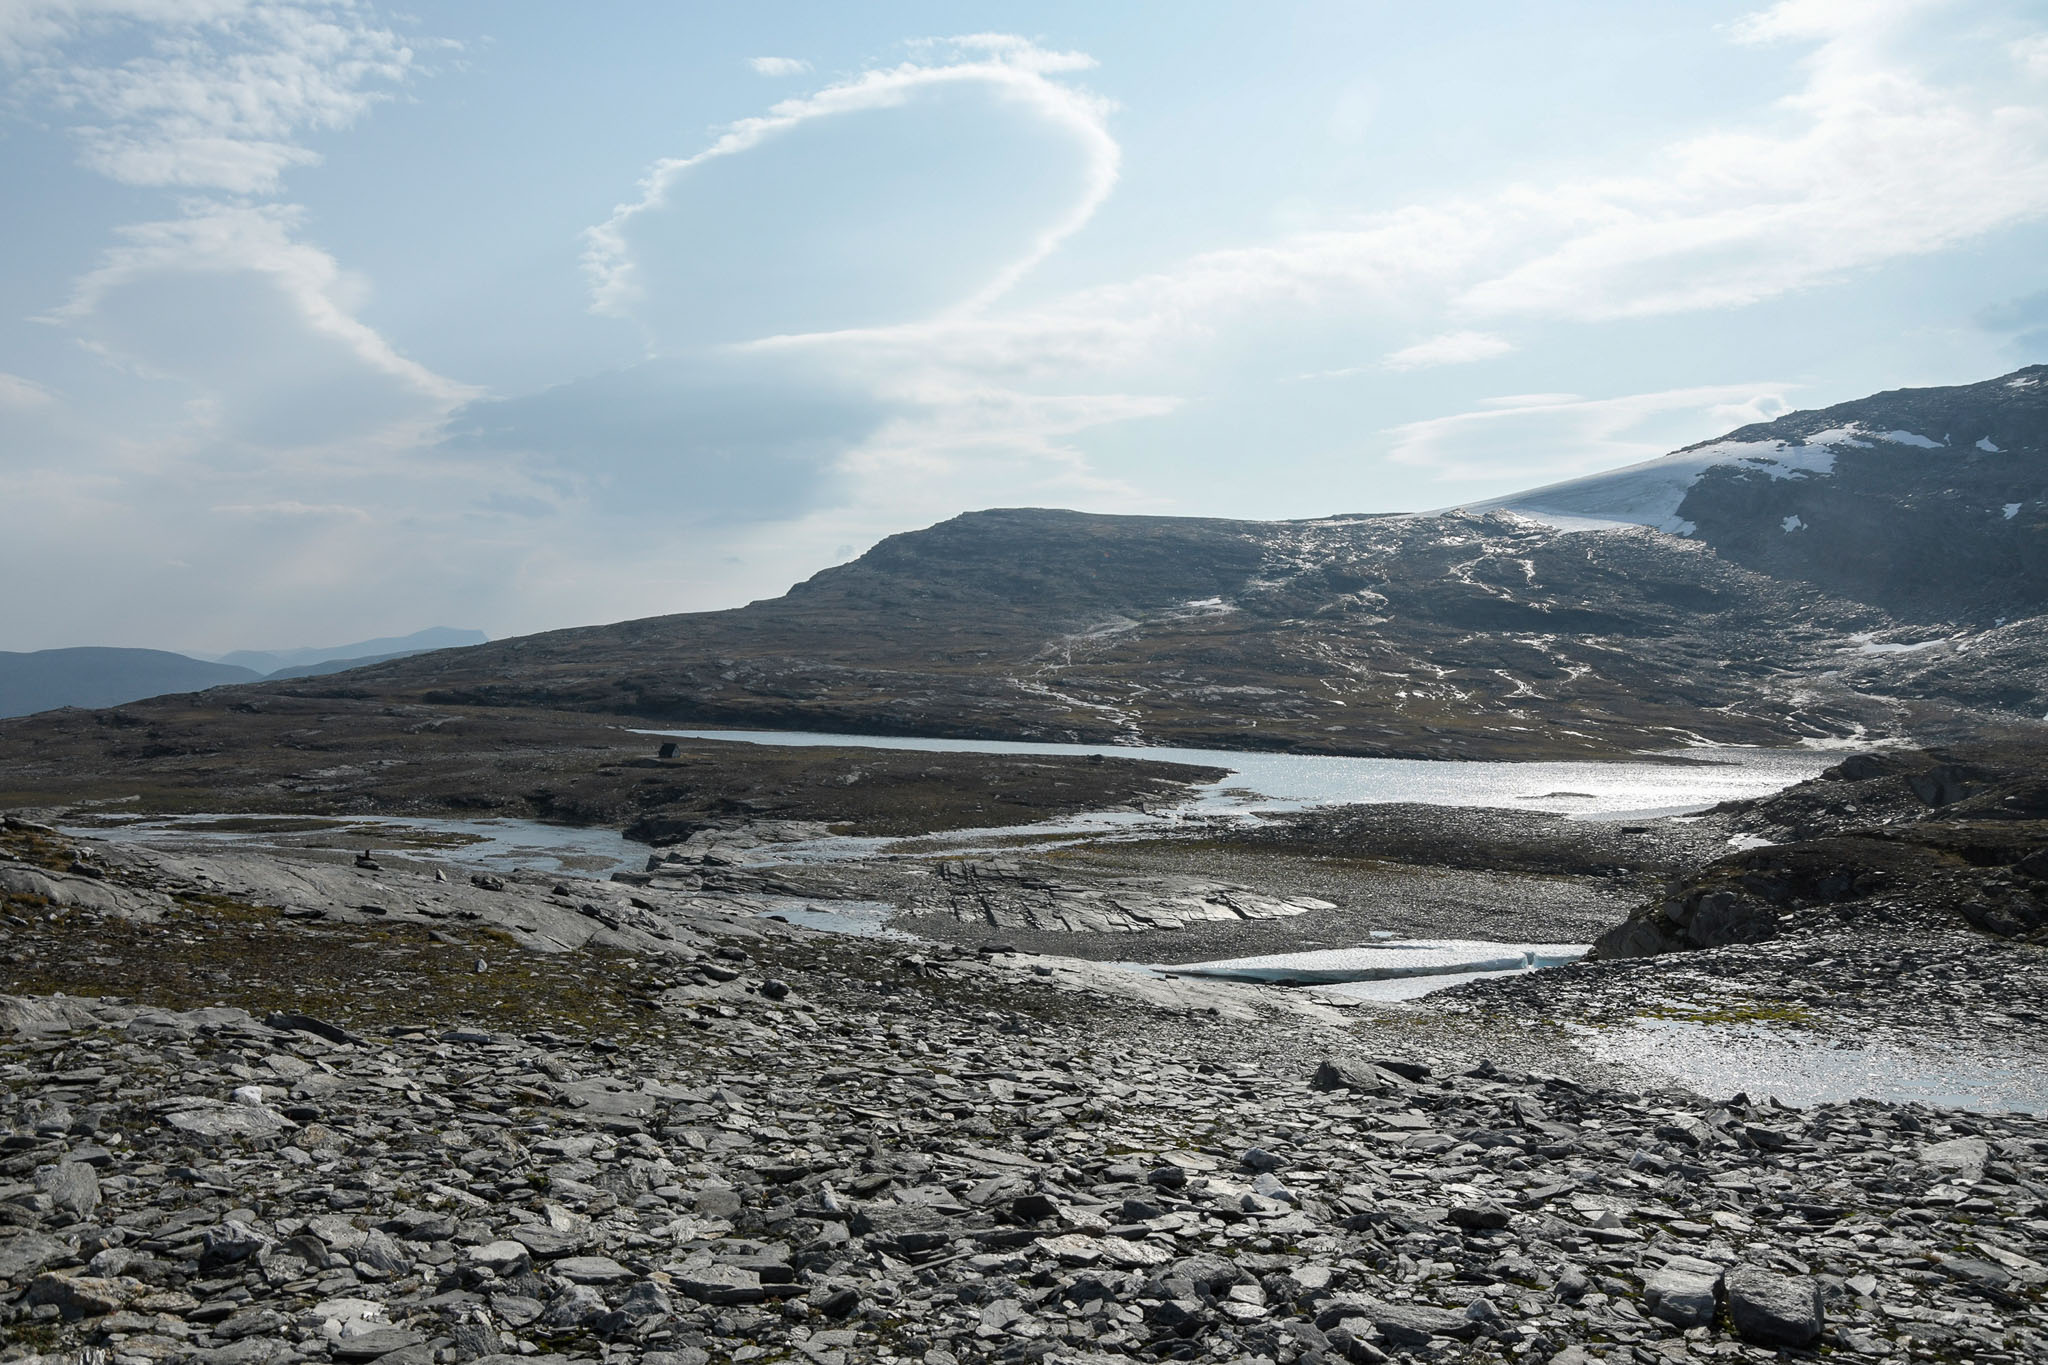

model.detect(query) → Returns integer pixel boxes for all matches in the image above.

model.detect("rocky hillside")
[8,369,2043,760]
[1591,739,2048,959]
[214,366,2038,758]
[1473,367,2048,623]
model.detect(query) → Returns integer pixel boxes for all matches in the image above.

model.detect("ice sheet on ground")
[1165,939,1587,984]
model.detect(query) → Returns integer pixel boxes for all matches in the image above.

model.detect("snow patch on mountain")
[1456,425,1951,535]
[1978,437,2004,452]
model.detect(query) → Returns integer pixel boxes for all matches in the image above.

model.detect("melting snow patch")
[1875,430,1943,449]
[2005,502,2023,520]
[1781,514,1805,532]
[1168,940,1587,985]
[1978,437,2004,453]
[1727,834,1774,851]
[1847,633,1946,656]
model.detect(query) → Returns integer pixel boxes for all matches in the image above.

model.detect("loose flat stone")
[0,1231,71,1281]
[554,1254,631,1284]
[674,1264,764,1304]
[1918,1136,1990,1181]
[26,1273,132,1317]
[509,1225,586,1258]
[467,1241,532,1275]
[330,1329,428,1361]
[1646,1255,1723,1328]
[163,1102,293,1141]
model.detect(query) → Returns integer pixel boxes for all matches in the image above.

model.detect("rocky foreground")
[3,814,2046,1365]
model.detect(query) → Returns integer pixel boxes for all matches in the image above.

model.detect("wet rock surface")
[911,859,1335,936]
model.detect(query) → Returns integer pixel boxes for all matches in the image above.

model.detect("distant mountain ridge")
[10,367,2041,757]
[275,365,2045,758]
[0,628,488,719]
[209,627,488,675]
[0,649,260,720]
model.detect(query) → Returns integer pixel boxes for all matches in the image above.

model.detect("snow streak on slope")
[1456,425,1938,535]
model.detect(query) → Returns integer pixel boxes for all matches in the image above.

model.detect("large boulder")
[1644,1256,1723,1329]
[1725,1265,1824,1346]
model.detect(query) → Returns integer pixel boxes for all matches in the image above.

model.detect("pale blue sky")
[3,0,2046,652]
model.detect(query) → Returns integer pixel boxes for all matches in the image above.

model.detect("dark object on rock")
[470,872,506,892]
[1825,752,1902,782]
[760,978,790,1000]
[263,1011,360,1045]
[1313,1059,1411,1094]
[1907,764,1979,807]
[1448,1201,1510,1231]
[658,741,680,759]
[1011,1192,1059,1222]
[1371,1056,1431,1082]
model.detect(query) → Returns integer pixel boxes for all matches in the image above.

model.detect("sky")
[4,0,2048,654]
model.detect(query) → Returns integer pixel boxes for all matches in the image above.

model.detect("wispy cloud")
[0,373,57,408]
[778,0,2048,383]
[1386,384,1796,484]
[10,0,420,193]
[748,55,809,77]
[2016,33,2048,78]
[1382,330,1516,371]
[51,203,473,412]
[1462,1,2048,319]
[584,34,1118,326]
[211,499,373,521]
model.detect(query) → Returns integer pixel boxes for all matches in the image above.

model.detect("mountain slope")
[267,507,1931,758]
[0,649,260,719]
[1467,366,2048,622]
[20,368,2046,759]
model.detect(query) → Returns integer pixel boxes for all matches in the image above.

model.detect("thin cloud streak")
[1386,384,1798,484]
[1383,331,1516,371]
[583,35,1119,329]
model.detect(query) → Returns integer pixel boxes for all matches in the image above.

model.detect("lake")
[644,726,1837,820]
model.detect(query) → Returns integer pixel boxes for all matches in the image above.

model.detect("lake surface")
[644,727,1834,820]
[70,812,640,875]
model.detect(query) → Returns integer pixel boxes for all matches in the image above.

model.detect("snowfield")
[1454,425,1949,534]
